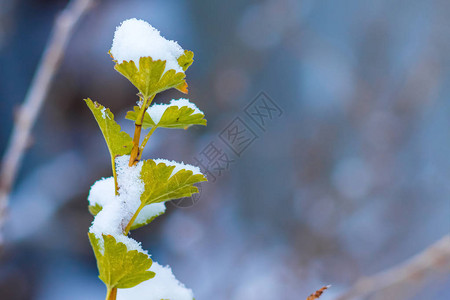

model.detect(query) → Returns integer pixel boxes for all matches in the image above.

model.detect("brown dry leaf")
[306,285,330,300]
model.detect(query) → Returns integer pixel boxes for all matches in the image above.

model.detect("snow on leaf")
[117,261,194,300]
[84,99,133,160]
[87,177,116,216]
[89,202,166,230]
[86,165,166,230]
[114,57,188,100]
[130,203,166,231]
[88,233,155,289]
[126,99,206,130]
[110,19,185,73]
[139,159,207,207]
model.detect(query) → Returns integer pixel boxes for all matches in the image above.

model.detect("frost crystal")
[147,98,204,125]
[117,261,194,300]
[110,18,184,73]
[153,158,203,178]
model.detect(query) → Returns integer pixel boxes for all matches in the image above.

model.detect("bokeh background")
[1,0,450,299]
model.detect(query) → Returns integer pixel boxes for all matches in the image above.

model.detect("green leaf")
[114,56,189,100]
[88,204,102,216]
[140,160,207,206]
[126,106,156,128]
[88,233,155,289]
[177,50,194,72]
[84,98,133,160]
[126,105,206,129]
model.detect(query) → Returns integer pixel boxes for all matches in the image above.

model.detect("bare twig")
[336,234,450,300]
[306,285,330,300]
[0,0,95,243]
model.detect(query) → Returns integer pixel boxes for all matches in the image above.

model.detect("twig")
[336,234,450,300]
[0,0,96,243]
[306,285,330,300]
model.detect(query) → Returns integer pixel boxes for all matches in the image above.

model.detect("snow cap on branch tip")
[110,18,185,73]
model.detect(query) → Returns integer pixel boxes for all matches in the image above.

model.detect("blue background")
[0,0,449,299]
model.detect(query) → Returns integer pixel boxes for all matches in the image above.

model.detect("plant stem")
[109,96,156,300]
[106,287,117,300]
[123,201,146,235]
[112,156,119,195]
[128,124,143,166]
[128,95,155,167]
[125,97,158,233]
[138,126,158,160]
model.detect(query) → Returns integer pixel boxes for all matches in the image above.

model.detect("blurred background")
[1,0,450,299]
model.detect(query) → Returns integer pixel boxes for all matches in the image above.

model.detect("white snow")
[147,103,168,125]
[87,155,195,298]
[87,156,195,297]
[134,203,166,226]
[115,155,145,215]
[117,261,194,300]
[110,18,184,73]
[89,177,166,228]
[100,107,108,119]
[90,199,146,254]
[153,158,203,178]
[88,177,115,207]
[89,155,147,254]
[147,98,204,125]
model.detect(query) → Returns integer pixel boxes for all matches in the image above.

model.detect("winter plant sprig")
[85,19,206,300]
